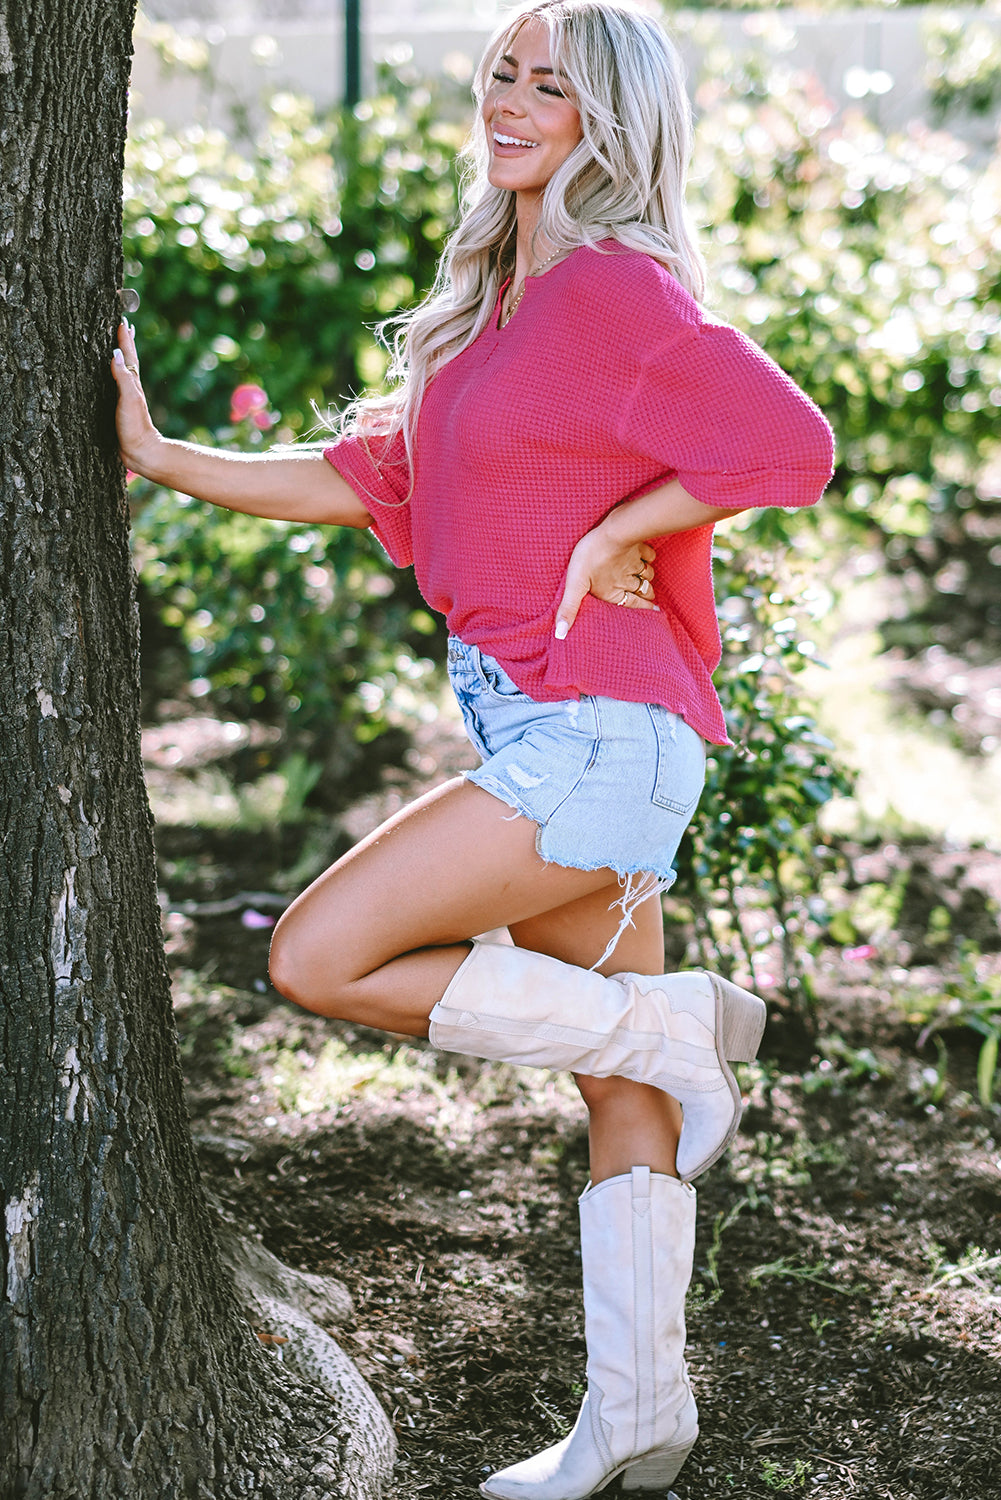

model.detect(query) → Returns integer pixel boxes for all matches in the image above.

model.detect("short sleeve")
[617,317,835,510]
[324,430,413,567]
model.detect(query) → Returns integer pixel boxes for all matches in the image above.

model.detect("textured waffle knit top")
[324,243,834,745]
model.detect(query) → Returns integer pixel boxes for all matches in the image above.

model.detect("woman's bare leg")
[269,775,625,1030]
[511,889,683,1184]
[269,774,682,1186]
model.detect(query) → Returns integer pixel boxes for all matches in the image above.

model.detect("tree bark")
[0,5,394,1495]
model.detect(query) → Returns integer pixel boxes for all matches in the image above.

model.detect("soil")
[151,715,1001,1500]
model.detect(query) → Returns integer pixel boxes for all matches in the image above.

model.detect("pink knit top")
[324,243,834,745]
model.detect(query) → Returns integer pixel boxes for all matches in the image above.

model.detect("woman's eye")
[489,68,565,97]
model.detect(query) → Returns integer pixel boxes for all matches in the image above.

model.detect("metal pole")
[345,0,361,108]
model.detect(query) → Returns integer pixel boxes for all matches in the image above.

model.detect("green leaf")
[977,1032,999,1108]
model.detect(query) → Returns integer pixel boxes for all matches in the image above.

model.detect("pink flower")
[844,944,878,962]
[241,908,276,930]
[230,383,270,424]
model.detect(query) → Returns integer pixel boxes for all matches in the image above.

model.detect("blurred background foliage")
[126,15,1000,992]
[127,66,463,799]
[124,79,460,437]
[925,9,1001,120]
[691,43,1001,665]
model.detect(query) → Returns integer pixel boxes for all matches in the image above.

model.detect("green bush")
[132,478,441,802]
[126,69,462,799]
[689,41,1001,659]
[924,13,1001,120]
[671,533,854,1003]
[124,75,463,438]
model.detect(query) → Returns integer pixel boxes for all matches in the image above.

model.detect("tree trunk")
[0,5,394,1495]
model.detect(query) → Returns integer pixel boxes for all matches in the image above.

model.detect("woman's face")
[481,17,584,204]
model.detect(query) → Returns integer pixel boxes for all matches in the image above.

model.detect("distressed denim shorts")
[447,638,706,954]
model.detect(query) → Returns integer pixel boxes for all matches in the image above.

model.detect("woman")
[113,2,834,1495]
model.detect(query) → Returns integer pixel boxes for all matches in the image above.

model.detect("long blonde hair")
[341,0,705,481]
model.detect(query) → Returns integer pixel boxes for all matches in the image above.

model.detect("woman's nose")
[497,80,529,115]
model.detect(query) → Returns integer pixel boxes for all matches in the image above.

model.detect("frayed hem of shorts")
[463,768,676,970]
[572,868,676,971]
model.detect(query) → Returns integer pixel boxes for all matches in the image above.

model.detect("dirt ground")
[151,716,1001,1500]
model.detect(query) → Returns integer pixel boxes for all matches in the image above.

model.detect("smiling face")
[480,16,584,206]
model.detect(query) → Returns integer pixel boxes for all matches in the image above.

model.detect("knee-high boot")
[429,942,764,1181]
[481,1168,698,1500]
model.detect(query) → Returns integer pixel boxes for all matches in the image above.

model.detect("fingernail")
[112,348,125,367]
[555,620,569,640]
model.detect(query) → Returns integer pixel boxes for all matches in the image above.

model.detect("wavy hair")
[339,0,705,487]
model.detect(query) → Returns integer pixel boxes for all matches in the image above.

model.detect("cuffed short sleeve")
[324,430,413,567]
[617,319,835,511]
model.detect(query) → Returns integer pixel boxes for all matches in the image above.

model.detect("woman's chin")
[488,169,544,203]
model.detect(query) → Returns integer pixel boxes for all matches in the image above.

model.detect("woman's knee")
[267,909,352,1017]
[266,918,314,1011]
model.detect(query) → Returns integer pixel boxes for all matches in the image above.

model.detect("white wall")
[130,6,1000,146]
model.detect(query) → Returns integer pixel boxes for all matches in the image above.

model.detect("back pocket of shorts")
[646,704,706,816]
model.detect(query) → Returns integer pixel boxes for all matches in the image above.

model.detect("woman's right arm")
[110,322,373,529]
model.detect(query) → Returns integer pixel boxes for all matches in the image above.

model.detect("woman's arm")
[555,479,743,638]
[594,480,741,546]
[110,322,372,529]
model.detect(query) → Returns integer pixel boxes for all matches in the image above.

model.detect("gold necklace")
[501,250,563,327]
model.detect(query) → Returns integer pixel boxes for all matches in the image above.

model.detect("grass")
[746,1257,856,1297]
[146,752,321,830]
[172,968,584,1141]
[925,1242,1001,1302]
[268,1036,452,1115]
[760,1456,812,1491]
[147,765,295,829]
[905,946,1001,1107]
[805,570,1001,847]
[689,1194,754,1314]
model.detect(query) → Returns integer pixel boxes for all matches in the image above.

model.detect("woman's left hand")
[555,528,658,639]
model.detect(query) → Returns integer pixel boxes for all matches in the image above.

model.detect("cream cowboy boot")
[480,1168,699,1500]
[428,942,764,1181]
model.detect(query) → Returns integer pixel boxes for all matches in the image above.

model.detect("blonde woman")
[113,2,833,1494]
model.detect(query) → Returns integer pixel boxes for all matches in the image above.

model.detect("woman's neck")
[512,198,551,284]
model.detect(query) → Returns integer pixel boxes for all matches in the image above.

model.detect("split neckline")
[495,248,579,331]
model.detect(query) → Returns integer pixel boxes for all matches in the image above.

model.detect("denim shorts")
[447,638,706,950]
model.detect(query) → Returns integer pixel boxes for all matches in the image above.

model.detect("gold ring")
[125,363,139,376]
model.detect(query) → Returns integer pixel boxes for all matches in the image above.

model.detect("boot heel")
[708,973,766,1064]
[620,1438,695,1491]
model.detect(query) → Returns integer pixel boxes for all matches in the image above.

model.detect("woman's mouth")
[493,130,540,151]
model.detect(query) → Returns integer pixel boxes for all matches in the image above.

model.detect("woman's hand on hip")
[555,528,657,639]
[110,320,166,476]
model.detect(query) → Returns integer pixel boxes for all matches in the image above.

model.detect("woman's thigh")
[268,775,628,1011]
[508,882,665,976]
